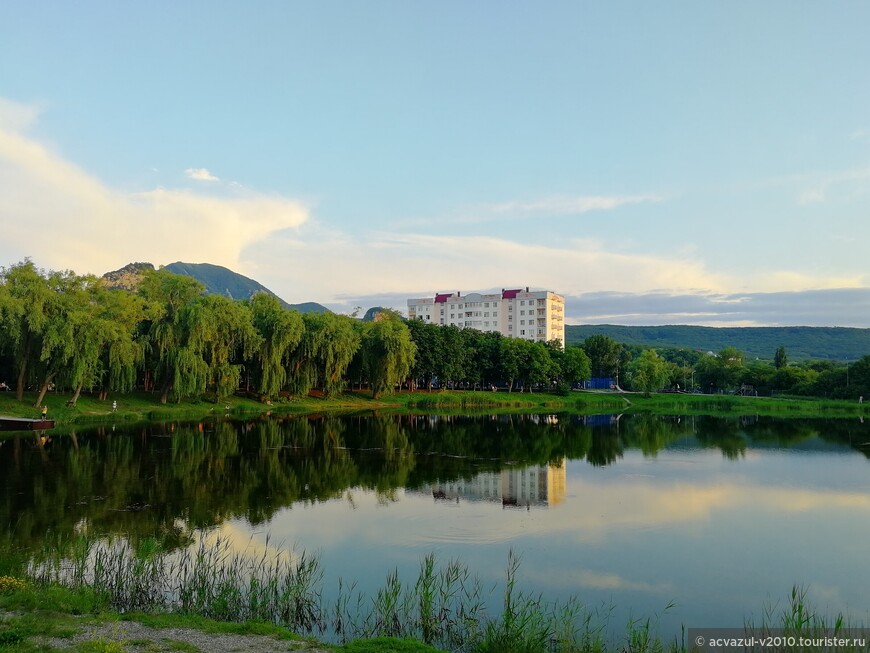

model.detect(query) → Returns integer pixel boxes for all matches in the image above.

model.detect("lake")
[2,412,870,640]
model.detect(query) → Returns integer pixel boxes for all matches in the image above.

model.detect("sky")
[2,1,870,327]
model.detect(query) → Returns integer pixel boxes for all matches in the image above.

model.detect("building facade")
[407,287,565,346]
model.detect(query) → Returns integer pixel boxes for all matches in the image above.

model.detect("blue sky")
[2,2,870,326]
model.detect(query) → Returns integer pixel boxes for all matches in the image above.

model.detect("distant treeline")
[566,324,870,361]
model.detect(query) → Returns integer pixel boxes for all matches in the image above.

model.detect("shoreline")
[1,389,867,434]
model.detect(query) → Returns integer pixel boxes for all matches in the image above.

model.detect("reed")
[4,537,864,653]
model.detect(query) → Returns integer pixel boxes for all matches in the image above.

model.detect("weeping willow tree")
[138,269,205,403]
[287,312,360,397]
[361,311,416,399]
[248,293,304,400]
[61,278,146,405]
[0,260,54,401]
[182,295,262,403]
[30,270,85,408]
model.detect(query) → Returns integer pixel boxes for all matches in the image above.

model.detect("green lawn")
[1,387,866,434]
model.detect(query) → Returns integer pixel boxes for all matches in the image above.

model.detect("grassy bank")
[1,537,865,653]
[1,388,867,431]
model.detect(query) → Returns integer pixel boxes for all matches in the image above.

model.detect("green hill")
[565,324,870,361]
[162,262,329,313]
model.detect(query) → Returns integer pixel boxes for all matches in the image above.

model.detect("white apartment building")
[407,287,565,346]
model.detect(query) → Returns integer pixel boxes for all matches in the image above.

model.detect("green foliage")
[0,260,54,400]
[557,346,592,387]
[774,346,788,369]
[336,638,449,652]
[248,293,304,399]
[7,259,870,407]
[566,325,870,361]
[581,335,624,379]
[361,313,416,399]
[628,350,671,396]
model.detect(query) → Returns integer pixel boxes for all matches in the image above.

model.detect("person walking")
[112,400,117,413]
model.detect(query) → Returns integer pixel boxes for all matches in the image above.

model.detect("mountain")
[362,307,388,322]
[102,261,330,314]
[163,262,330,313]
[101,262,155,290]
[565,324,870,361]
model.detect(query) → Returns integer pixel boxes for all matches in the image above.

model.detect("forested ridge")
[566,324,870,361]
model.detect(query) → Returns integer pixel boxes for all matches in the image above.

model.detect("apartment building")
[407,287,565,346]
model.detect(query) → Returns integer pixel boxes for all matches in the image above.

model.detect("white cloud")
[0,115,308,276]
[246,226,731,310]
[0,98,42,133]
[797,189,825,204]
[488,194,663,216]
[185,167,220,182]
[398,193,664,228]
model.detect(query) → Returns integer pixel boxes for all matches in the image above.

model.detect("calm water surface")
[3,413,870,637]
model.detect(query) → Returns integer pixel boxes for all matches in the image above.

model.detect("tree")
[31,269,88,408]
[518,340,556,391]
[360,312,416,399]
[138,269,205,403]
[248,294,304,400]
[556,345,591,387]
[0,260,53,401]
[628,349,670,396]
[287,312,360,397]
[498,337,523,392]
[406,320,440,390]
[60,277,145,406]
[694,347,746,393]
[774,346,788,369]
[182,295,262,402]
[582,335,623,379]
[434,326,466,389]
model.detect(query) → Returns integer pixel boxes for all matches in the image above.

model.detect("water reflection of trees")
[2,413,868,552]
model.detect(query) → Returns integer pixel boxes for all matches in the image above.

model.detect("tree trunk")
[68,384,83,407]
[33,373,55,408]
[15,341,30,401]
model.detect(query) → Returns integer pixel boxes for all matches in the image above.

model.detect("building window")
[493,312,498,317]
[520,320,525,325]
[521,330,525,335]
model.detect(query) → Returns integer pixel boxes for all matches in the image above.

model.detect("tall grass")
[8,536,862,653]
[743,586,868,653]
[27,533,323,632]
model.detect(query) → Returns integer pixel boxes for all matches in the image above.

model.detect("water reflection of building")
[414,459,566,508]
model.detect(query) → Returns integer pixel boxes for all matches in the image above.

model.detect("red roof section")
[434,293,453,303]
[502,289,522,299]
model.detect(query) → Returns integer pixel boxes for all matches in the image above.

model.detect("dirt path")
[30,618,333,653]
